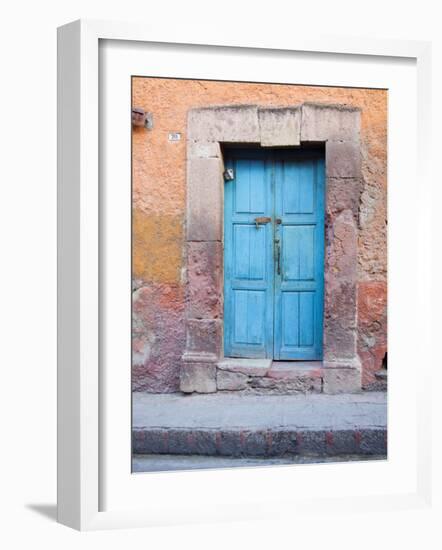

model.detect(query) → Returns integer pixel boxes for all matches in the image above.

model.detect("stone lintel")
[188,102,360,144]
[301,103,361,142]
[187,105,260,142]
[258,106,301,147]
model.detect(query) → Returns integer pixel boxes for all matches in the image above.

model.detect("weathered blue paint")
[224,148,325,360]
[273,150,325,359]
[224,150,274,358]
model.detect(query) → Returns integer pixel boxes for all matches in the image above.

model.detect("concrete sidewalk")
[133,391,387,458]
[133,453,386,473]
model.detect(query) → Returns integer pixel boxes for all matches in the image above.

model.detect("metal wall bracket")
[132,107,154,130]
[223,168,234,181]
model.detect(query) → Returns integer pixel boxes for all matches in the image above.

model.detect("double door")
[223,148,325,360]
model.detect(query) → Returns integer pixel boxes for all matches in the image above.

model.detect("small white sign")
[168,132,181,142]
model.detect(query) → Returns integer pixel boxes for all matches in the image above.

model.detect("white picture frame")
[57,19,433,531]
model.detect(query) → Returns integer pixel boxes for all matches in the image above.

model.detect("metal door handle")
[254,216,271,229]
[275,240,281,275]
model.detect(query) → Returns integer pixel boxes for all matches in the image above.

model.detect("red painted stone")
[186,241,222,320]
[267,362,323,379]
[357,281,387,387]
[325,209,358,280]
[326,177,361,219]
[186,318,222,356]
[132,283,185,393]
[325,431,334,446]
[323,210,358,360]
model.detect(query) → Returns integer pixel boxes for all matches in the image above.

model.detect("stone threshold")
[217,358,324,394]
[218,358,323,376]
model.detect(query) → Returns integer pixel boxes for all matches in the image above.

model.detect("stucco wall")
[132,77,387,392]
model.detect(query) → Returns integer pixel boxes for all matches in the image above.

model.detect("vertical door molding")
[182,103,362,393]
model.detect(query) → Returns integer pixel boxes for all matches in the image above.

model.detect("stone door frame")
[181,103,362,394]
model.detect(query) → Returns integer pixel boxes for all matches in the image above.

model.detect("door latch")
[254,216,272,229]
[275,239,281,275]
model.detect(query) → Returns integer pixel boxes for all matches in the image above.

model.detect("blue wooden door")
[223,150,274,358]
[224,149,324,360]
[273,151,325,360]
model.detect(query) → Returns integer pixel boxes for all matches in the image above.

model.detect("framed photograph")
[57,19,432,530]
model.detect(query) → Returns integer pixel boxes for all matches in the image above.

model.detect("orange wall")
[132,78,387,391]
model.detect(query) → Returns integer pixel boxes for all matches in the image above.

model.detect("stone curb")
[133,428,387,458]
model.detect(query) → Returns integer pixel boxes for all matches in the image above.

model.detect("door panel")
[273,154,325,360]
[282,225,315,281]
[224,149,325,360]
[233,290,266,344]
[233,224,267,280]
[282,161,315,214]
[234,159,267,213]
[224,151,274,358]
